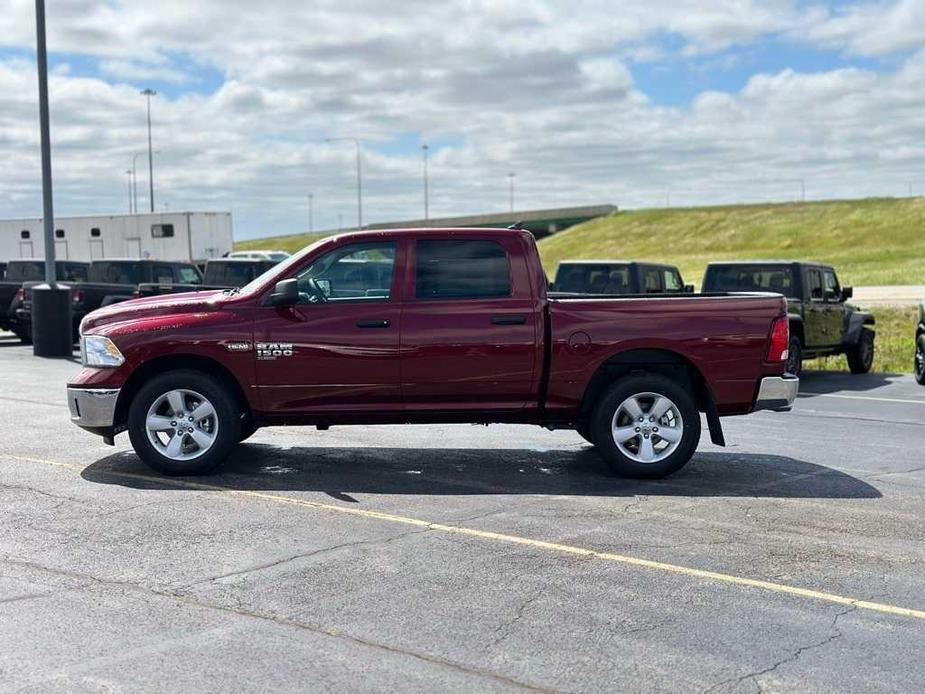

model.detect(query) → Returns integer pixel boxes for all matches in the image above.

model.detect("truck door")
[254,240,403,414]
[399,236,540,410]
[822,268,847,345]
[804,268,827,348]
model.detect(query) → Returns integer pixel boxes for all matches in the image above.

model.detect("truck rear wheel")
[127,370,240,476]
[590,374,700,478]
[847,328,875,375]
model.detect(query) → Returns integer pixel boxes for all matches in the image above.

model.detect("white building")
[0,212,233,263]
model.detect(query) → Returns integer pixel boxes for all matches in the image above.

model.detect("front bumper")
[754,375,799,412]
[67,387,120,428]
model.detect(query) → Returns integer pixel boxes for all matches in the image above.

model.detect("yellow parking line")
[7,452,925,621]
[800,392,925,405]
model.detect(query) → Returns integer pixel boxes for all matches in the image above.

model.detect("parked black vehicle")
[550,260,693,295]
[702,261,875,376]
[135,258,278,297]
[14,259,203,343]
[915,299,925,385]
[1,260,89,341]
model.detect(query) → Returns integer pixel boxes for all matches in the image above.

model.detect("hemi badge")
[223,341,252,352]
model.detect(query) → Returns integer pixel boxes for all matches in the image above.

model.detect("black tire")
[575,422,595,446]
[127,369,240,475]
[847,328,875,375]
[238,418,258,443]
[589,373,701,479]
[915,334,925,385]
[786,336,803,377]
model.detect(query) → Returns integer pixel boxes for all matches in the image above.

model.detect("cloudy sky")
[1,0,923,240]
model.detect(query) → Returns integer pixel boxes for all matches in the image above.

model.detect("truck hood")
[81,290,228,334]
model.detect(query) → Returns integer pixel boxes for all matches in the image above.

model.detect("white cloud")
[0,1,922,238]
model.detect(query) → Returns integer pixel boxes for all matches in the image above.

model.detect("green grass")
[537,197,925,287]
[805,306,918,375]
[235,232,333,255]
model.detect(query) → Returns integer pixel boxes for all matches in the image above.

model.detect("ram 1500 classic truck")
[67,228,797,478]
[551,260,693,295]
[702,261,875,376]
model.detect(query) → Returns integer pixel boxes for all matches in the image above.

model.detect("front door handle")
[491,315,526,325]
[356,319,391,328]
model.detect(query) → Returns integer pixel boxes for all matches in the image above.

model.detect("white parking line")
[800,392,925,405]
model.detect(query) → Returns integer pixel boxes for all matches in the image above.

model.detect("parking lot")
[2,332,925,692]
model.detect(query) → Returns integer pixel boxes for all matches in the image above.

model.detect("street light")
[508,172,516,214]
[31,0,72,357]
[140,88,157,212]
[307,192,314,234]
[131,150,159,214]
[422,144,429,221]
[125,170,133,212]
[325,137,363,230]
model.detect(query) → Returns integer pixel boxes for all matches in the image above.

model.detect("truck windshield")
[555,264,631,294]
[703,265,795,297]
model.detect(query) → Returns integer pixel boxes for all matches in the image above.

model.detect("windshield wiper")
[222,287,241,295]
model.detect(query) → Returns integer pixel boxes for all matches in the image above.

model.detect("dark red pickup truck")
[67,228,797,478]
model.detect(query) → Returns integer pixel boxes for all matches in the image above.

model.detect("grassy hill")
[237,197,925,287]
[537,197,925,287]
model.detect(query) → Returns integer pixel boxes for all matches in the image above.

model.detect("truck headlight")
[81,335,125,368]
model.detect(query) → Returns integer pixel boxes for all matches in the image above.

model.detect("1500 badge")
[256,342,294,360]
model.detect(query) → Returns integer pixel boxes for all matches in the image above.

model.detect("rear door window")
[415,239,511,299]
[641,267,662,293]
[92,262,140,284]
[807,270,823,301]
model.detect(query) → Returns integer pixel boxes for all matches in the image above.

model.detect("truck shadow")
[81,444,881,500]
[800,370,905,394]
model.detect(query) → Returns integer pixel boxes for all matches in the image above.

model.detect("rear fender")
[579,348,725,447]
[845,311,875,345]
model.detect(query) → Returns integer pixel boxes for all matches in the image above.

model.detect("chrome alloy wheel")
[611,392,684,464]
[145,389,218,461]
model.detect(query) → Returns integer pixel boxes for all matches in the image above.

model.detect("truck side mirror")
[269,278,299,306]
[841,286,853,301]
[683,284,695,293]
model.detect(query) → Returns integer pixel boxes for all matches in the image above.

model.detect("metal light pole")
[422,144,429,221]
[508,172,516,214]
[32,0,72,357]
[307,192,314,234]
[132,150,159,215]
[125,170,133,212]
[325,137,362,230]
[140,88,157,212]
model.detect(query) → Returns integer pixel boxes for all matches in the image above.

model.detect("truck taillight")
[15,288,24,301]
[72,288,82,304]
[766,317,790,363]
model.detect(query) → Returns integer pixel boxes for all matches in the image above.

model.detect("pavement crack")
[177,528,431,590]
[702,606,856,693]
[0,556,551,692]
[487,591,543,649]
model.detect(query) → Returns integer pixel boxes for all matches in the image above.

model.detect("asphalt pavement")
[2,333,925,693]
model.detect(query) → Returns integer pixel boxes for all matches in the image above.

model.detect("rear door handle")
[491,315,526,325]
[356,319,391,328]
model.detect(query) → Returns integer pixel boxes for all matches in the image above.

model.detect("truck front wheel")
[846,328,875,375]
[590,374,700,478]
[127,370,240,476]
[914,335,925,385]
